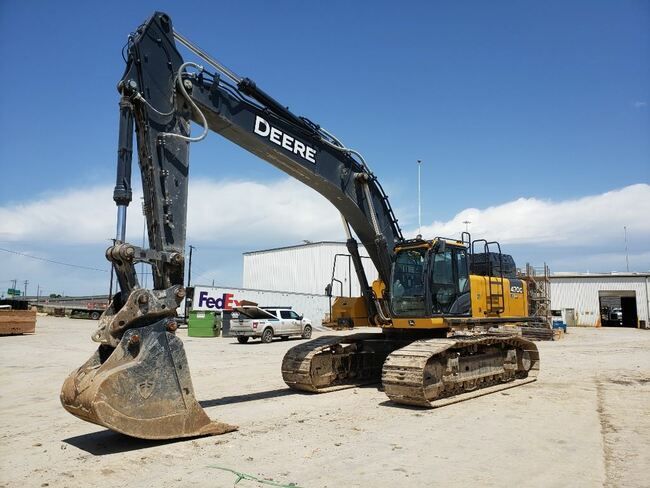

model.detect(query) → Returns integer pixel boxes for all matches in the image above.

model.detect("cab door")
[429,247,471,315]
[279,310,298,334]
[265,309,283,334]
[288,310,303,334]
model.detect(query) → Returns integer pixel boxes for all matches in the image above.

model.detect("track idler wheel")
[60,319,237,440]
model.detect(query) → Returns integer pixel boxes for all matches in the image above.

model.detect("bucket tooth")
[60,319,237,440]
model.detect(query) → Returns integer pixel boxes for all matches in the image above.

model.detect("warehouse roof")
[550,272,650,279]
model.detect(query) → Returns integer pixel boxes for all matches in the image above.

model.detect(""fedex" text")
[197,292,240,310]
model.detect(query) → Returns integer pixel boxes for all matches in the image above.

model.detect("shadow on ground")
[377,399,428,411]
[62,388,305,454]
[62,429,187,455]
[199,387,302,408]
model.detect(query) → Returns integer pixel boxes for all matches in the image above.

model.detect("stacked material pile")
[0,309,37,335]
[520,326,559,341]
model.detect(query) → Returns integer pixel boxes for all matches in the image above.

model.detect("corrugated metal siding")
[192,285,330,326]
[243,242,379,296]
[550,276,649,326]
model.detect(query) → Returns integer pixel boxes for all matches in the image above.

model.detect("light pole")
[187,245,196,288]
[417,159,422,237]
[463,220,471,233]
[624,226,629,272]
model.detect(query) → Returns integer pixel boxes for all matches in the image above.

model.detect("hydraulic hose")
[158,62,209,143]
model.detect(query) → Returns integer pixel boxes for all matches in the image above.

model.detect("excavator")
[61,12,540,440]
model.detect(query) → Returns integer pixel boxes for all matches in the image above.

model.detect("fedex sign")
[195,290,241,311]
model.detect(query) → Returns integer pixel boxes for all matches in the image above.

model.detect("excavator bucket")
[60,319,237,440]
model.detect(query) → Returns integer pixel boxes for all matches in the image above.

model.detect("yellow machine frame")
[328,238,530,330]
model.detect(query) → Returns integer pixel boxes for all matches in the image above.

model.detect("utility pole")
[185,245,196,321]
[23,280,28,298]
[417,159,422,237]
[463,220,471,233]
[624,226,630,272]
[187,245,196,288]
[11,279,17,293]
[37,284,40,302]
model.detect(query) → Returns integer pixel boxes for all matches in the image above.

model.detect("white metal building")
[550,273,650,328]
[243,241,378,296]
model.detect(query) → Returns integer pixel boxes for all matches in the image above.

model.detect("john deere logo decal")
[137,379,155,399]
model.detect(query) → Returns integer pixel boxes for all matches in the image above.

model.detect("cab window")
[390,248,427,317]
[456,250,469,293]
[430,247,470,315]
[264,309,279,319]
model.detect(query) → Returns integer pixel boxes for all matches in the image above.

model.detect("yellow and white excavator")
[61,12,540,440]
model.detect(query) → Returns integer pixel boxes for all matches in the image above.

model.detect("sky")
[0,0,648,297]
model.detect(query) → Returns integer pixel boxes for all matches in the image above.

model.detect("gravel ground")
[1,316,649,488]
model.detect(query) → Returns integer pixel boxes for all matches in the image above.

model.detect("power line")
[0,247,109,273]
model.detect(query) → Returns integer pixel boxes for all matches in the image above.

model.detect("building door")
[598,290,637,328]
[563,309,576,327]
[620,296,638,328]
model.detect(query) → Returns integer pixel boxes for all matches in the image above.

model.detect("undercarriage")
[282,331,539,407]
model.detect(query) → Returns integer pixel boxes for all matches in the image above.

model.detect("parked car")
[230,305,312,344]
[608,308,623,324]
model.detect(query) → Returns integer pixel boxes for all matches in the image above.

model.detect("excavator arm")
[112,12,402,330]
[61,11,403,439]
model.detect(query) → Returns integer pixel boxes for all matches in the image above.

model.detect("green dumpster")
[188,310,220,337]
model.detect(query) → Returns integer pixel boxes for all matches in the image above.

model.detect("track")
[382,335,540,407]
[282,333,397,392]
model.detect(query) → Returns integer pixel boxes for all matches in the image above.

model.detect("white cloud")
[186,179,342,244]
[549,250,650,273]
[2,181,649,295]
[2,180,648,253]
[416,184,650,247]
[634,101,647,108]
[0,187,115,244]
[0,178,344,246]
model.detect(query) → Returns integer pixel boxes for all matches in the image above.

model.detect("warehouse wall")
[191,285,330,327]
[550,276,650,327]
[243,242,379,296]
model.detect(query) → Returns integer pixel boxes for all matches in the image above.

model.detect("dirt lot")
[1,317,649,488]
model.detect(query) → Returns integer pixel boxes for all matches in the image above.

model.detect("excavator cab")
[390,239,471,319]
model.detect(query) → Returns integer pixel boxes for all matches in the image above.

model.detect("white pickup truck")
[230,305,312,344]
